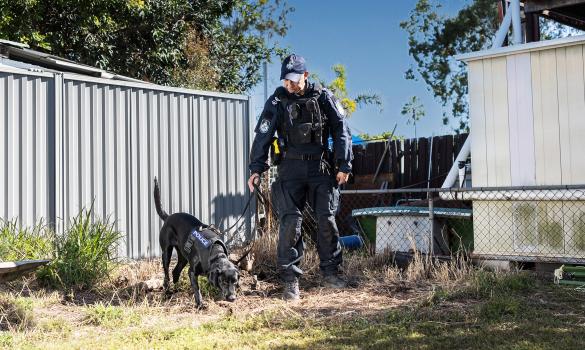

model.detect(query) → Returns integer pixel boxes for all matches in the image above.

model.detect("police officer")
[247,54,353,300]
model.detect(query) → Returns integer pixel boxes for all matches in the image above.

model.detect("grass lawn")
[1,259,585,350]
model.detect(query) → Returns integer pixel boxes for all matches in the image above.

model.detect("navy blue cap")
[280,54,306,82]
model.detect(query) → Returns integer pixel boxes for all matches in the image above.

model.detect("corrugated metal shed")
[0,45,253,259]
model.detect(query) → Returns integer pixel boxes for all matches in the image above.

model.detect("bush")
[0,220,54,261]
[38,205,123,290]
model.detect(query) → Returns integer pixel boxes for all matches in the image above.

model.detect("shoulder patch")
[271,96,281,106]
[259,119,271,133]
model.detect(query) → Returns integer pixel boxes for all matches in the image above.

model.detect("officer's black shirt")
[249,82,353,175]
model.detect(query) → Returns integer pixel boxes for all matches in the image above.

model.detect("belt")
[282,152,324,161]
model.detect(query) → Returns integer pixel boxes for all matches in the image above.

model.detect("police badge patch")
[259,119,271,133]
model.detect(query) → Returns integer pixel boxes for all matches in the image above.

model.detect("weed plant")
[38,205,123,290]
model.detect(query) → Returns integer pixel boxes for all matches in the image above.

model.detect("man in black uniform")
[247,54,353,300]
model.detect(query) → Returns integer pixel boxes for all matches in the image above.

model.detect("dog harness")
[183,226,228,271]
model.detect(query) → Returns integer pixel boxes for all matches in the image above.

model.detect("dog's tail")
[153,177,169,221]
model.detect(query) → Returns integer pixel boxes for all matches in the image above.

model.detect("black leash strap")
[224,182,265,235]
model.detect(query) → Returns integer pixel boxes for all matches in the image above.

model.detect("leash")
[223,182,266,245]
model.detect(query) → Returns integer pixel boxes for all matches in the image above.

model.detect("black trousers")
[271,159,342,281]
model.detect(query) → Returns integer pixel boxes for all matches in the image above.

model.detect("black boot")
[322,274,347,289]
[282,277,300,300]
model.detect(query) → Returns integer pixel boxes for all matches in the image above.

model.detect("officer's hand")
[336,172,350,185]
[248,173,260,192]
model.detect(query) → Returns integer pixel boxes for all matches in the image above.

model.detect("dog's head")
[209,260,240,302]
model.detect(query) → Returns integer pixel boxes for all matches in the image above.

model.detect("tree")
[0,0,293,94]
[358,131,401,142]
[400,0,498,132]
[400,0,582,132]
[312,64,382,117]
[401,96,425,139]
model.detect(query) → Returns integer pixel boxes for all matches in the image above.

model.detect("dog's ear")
[208,267,221,288]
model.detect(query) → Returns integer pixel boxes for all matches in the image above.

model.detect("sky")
[251,0,468,139]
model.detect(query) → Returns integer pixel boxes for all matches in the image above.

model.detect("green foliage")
[401,95,425,138]
[312,64,382,117]
[0,220,54,261]
[0,0,292,93]
[358,131,400,142]
[37,205,123,290]
[400,0,498,132]
[401,0,583,132]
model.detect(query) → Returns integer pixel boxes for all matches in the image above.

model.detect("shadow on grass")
[265,278,585,350]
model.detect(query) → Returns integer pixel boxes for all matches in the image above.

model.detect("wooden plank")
[390,140,399,188]
[483,58,497,186]
[396,141,404,187]
[507,53,536,186]
[557,47,571,185]
[507,54,521,185]
[0,260,50,282]
[410,139,418,186]
[566,45,585,183]
[443,135,454,186]
[492,56,512,186]
[364,142,376,174]
[418,137,429,187]
[399,140,405,188]
[531,52,546,185]
[469,60,488,186]
[404,139,412,186]
[525,0,585,13]
[539,49,562,185]
[431,136,441,188]
[517,53,537,186]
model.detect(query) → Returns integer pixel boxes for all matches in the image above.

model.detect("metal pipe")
[427,134,434,191]
[510,0,522,45]
[341,184,585,194]
[428,193,434,256]
[440,135,471,188]
[492,8,513,49]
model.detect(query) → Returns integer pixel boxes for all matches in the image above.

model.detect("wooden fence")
[350,133,468,189]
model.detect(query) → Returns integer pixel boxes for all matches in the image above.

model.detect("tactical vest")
[183,227,228,271]
[278,86,328,150]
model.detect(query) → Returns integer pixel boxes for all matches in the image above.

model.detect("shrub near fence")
[0,206,122,290]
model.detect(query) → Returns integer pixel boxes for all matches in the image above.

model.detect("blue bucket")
[339,235,364,250]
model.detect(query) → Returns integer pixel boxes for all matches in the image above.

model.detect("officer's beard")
[293,79,308,96]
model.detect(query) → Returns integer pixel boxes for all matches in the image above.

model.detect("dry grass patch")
[0,293,35,331]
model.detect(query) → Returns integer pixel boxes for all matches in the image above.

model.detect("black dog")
[153,178,239,307]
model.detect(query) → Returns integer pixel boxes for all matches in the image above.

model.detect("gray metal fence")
[0,67,253,259]
[258,180,585,264]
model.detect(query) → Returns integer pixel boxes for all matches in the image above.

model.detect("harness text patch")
[191,229,211,248]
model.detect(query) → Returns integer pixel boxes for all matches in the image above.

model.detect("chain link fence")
[256,176,585,264]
